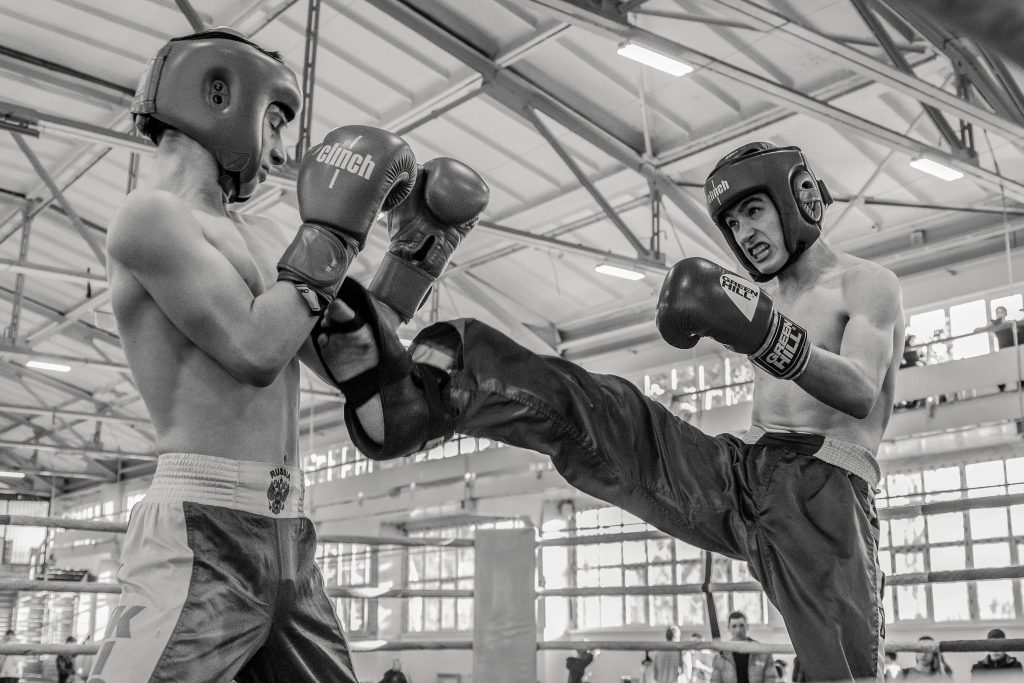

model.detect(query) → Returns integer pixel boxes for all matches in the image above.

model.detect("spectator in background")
[0,630,20,683]
[684,632,713,683]
[567,648,596,683]
[56,636,76,683]
[652,626,682,683]
[899,636,952,679]
[901,334,923,369]
[773,659,788,680]
[885,652,902,680]
[710,612,777,683]
[990,307,1018,351]
[972,628,1023,677]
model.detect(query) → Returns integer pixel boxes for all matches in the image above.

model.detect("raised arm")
[108,189,317,387]
[796,265,902,418]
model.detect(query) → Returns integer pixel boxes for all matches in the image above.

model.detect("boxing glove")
[278,125,417,312]
[369,157,489,322]
[656,257,811,380]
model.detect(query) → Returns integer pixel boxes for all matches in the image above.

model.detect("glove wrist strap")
[277,223,358,312]
[369,252,433,322]
[749,310,811,380]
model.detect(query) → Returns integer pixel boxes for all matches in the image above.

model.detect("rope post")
[473,528,536,682]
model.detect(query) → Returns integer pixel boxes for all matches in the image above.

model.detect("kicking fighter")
[319,143,904,681]
[92,27,438,682]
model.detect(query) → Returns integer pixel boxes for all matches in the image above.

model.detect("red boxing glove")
[369,157,489,322]
[278,125,417,312]
[656,257,811,380]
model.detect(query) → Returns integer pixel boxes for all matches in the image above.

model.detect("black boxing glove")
[656,257,811,380]
[369,157,489,322]
[278,125,417,313]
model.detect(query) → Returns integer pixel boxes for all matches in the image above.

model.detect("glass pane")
[625,595,646,625]
[732,592,764,623]
[577,545,601,569]
[711,557,730,582]
[424,598,440,631]
[578,569,599,588]
[991,295,1024,322]
[408,597,422,632]
[978,579,1016,620]
[732,561,753,581]
[440,597,456,630]
[966,460,1006,489]
[894,551,925,574]
[599,543,622,566]
[648,564,672,585]
[581,596,601,629]
[887,473,924,505]
[677,594,705,626]
[973,542,1010,568]
[624,567,643,587]
[599,567,622,587]
[650,595,674,626]
[927,513,964,543]
[425,550,440,580]
[676,562,701,584]
[929,545,966,571]
[890,517,927,546]
[970,509,1009,540]
[647,539,673,562]
[441,551,456,579]
[597,507,622,528]
[896,585,928,620]
[600,595,623,627]
[932,582,970,622]
[923,467,960,501]
[457,597,472,631]
[882,586,895,624]
[675,541,701,560]
[622,540,646,563]
[1008,458,1024,484]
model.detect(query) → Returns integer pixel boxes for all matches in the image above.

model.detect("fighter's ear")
[792,169,826,224]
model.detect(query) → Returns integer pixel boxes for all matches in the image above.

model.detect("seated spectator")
[899,636,952,678]
[972,628,1023,677]
[567,648,596,683]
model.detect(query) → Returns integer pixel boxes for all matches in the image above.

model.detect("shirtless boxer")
[318,143,904,681]
[89,27,432,682]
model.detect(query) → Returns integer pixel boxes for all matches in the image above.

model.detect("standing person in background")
[899,637,952,679]
[710,612,777,683]
[971,628,1023,678]
[56,636,76,683]
[653,625,683,683]
[685,632,713,683]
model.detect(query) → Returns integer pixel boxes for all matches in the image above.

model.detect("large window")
[569,507,768,630]
[405,520,523,633]
[878,456,1024,623]
[316,541,377,637]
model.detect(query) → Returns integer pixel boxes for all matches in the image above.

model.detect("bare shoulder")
[229,210,289,253]
[838,254,900,300]
[108,189,198,265]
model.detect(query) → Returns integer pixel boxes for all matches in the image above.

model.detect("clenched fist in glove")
[278,125,417,313]
[369,157,489,322]
[656,257,811,380]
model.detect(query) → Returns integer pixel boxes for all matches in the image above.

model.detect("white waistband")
[144,453,304,517]
[742,427,880,487]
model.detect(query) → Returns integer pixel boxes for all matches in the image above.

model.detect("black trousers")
[411,319,884,681]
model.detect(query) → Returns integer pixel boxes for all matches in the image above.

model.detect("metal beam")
[174,0,206,32]
[474,220,666,275]
[0,101,149,154]
[11,134,106,265]
[366,0,729,255]
[295,0,322,160]
[0,45,134,99]
[0,259,106,286]
[714,0,1023,145]
[529,0,1024,201]
[4,207,32,344]
[524,107,651,257]
[849,0,966,155]
[0,402,149,427]
[0,439,156,462]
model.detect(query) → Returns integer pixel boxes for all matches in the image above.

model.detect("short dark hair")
[727,611,747,623]
[988,628,1007,639]
[665,626,680,641]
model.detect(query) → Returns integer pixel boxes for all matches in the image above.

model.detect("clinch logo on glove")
[315,137,376,186]
[267,467,291,514]
[706,178,730,206]
[719,273,759,321]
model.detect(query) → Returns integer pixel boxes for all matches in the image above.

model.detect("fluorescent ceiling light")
[595,264,645,281]
[0,472,25,479]
[616,42,693,76]
[25,360,71,373]
[909,157,963,182]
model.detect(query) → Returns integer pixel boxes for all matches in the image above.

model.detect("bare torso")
[109,206,299,464]
[751,252,904,453]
